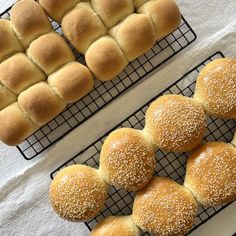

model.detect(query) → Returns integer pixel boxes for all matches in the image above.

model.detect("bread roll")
[133,177,198,236]
[138,0,181,40]
[85,36,128,81]
[0,103,39,146]
[132,0,149,8]
[91,215,140,236]
[48,62,94,103]
[27,32,75,75]
[50,165,107,222]
[0,83,17,110]
[10,0,52,48]
[91,0,134,28]
[184,142,236,206]
[109,14,156,61]
[18,82,66,125]
[145,94,206,152]
[39,0,80,22]
[0,20,23,63]
[99,128,156,191]
[194,58,236,120]
[0,53,46,94]
[62,2,107,54]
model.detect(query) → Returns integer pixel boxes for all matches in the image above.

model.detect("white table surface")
[0,1,236,236]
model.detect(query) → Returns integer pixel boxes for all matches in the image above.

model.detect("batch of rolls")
[0,0,181,146]
[50,58,236,236]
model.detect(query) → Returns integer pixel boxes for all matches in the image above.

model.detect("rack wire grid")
[51,52,236,235]
[0,4,197,160]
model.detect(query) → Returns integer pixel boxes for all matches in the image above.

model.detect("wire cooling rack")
[0,4,196,160]
[51,52,236,235]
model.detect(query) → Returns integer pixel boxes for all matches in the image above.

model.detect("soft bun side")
[144,94,206,152]
[0,102,39,146]
[132,0,149,9]
[10,0,52,48]
[85,36,128,81]
[138,0,181,40]
[39,0,80,22]
[184,142,236,206]
[109,14,156,62]
[91,215,140,236]
[48,62,94,103]
[50,165,107,222]
[0,19,23,63]
[18,82,66,125]
[0,83,17,110]
[99,128,156,191]
[133,177,198,236]
[194,58,236,119]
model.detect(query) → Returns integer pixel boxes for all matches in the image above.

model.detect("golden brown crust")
[39,0,80,22]
[109,14,156,62]
[194,58,236,119]
[10,0,52,48]
[133,177,198,236]
[85,36,128,81]
[145,94,206,152]
[62,2,107,54]
[0,19,23,63]
[91,215,140,236]
[91,0,134,28]
[48,62,94,103]
[138,0,181,40]
[99,128,156,191]
[184,142,236,206]
[49,165,107,222]
[27,32,75,75]
[18,82,66,125]
[0,83,17,110]
[0,53,46,94]
[0,102,39,146]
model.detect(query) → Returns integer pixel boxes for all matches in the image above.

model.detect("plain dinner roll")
[194,58,236,119]
[18,82,66,125]
[0,82,17,110]
[39,0,80,22]
[0,20,23,63]
[99,128,156,191]
[138,0,181,40]
[91,0,134,28]
[0,103,38,146]
[132,0,149,8]
[91,215,140,236]
[10,0,52,48]
[0,53,46,94]
[27,32,75,75]
[50,165,107,222]
[62,2,107,54]
[109,14,156,61]
[85,36,128,81]
[48,62,94,103]
[145,94,206,152]
[133,177,198,236]
[184,142,236,206]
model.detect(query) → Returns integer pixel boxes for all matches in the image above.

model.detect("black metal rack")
[51,52,236,235]
[0,5,196,160]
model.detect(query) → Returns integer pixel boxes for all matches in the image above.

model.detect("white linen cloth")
[0,0,236,235]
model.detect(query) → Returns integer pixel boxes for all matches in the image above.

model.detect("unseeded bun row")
[0,0,182,146]
[39,0,181,81]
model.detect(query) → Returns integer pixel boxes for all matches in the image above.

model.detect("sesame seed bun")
[91,215,140,236]
[49,165,107,222]
[99,128,156,191]
[184,142,236,206]
[133,177,197,236]
[144,94,206,152]
[194,58,236,119]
